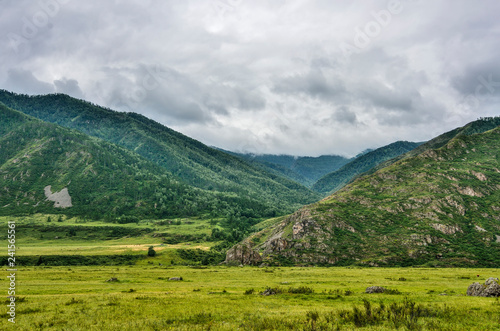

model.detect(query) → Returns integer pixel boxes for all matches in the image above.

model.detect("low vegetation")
[4,266,500,330]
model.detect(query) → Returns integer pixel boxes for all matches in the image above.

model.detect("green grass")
[0,214,223,267]
[4,266,500,330]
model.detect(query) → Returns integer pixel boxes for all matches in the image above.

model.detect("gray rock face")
[467,278,500,297]
[225,241,262,266]
[366,286,385,293]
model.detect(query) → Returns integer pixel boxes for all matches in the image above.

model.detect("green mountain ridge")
[227,152,351,187]
[230,118,500,267]
[0,104,272,222]
[367,117,500,177]
[312,141,423,194]
[0,90,320,214]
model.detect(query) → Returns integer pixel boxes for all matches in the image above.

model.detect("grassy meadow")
[2,214,500,330]
[3,266,500,330]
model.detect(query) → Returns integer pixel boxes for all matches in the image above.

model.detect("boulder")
[485,277,499,286]
[225,241,262,266]
[467,278,500,297]
[467,282,485,296]
[168,277,183,281]
[483,282,500,297]
[365,286,385,294]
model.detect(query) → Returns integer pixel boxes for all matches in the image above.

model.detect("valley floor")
[4,266,500,330]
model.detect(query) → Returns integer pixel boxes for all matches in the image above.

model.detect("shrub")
[337,297,442,329]
[288,286,314,294]
[148,246,156,257]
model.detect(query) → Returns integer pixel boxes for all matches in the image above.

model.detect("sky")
[1,0,500,157]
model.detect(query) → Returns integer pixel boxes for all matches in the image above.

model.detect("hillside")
[228,153,351,187]
[231,120,500,267]
[0,90,320,213]
[312,141,422,194]
[0,104,271,222]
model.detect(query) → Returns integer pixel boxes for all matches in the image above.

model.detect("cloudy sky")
[1,0,499,156]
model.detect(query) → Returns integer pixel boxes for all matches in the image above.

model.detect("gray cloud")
[273,68,345,101]
[4,68,54,95]
[54,78,84,99]
[1,0,499,156]
[452,59,500,98]
[334,107,358,125]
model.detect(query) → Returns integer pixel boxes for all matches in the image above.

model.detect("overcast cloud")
[1,0,499,156]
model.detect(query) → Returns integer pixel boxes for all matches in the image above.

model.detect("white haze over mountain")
[1,0,499,156]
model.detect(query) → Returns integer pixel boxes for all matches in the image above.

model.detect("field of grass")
[3,266,500,330]
[0,214,223,263]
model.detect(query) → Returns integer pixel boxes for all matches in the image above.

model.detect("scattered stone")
[365,286,385,294]
[106,277,118,282]
[439,293,447,296]
[260,288,281,296]
[168,277,183,281]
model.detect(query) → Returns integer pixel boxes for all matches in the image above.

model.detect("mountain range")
[0,90,320,217]
[0,103,263,220]
[1,89,499,267]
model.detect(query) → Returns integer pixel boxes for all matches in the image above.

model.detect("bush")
[148,246,156,257]
[288,286,314,294]
[338,297,443,329]
[244,289,255,295]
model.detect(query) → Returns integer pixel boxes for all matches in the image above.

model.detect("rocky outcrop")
[467,277,500,297]
[225,241,262,266]
[430,223,462,235]
[366,286,386,293]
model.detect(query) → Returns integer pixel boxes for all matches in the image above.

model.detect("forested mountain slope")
[234,120,500,267]
[313,141,422,194]
[0,90,320,213]
[0,104,274,221]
